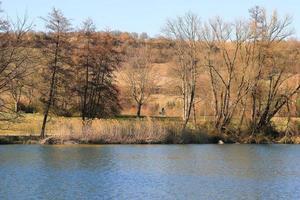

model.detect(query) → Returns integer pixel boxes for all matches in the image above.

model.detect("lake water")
[0,145,300,200]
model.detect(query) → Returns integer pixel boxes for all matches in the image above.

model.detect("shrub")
[18,102,37,113]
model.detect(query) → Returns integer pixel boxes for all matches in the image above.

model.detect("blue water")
[0,145,300,200]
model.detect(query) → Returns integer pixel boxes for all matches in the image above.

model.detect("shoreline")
[0,135,221,145]
[1,135,299,145]
[0,114,299,145]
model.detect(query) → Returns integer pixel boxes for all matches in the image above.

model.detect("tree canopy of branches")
[164,12,201,128]
[0,5,33,120]
[122,45,158,117]
[164,7,300,135]
[202,17,251,132]
[74,22,122,120]
[247,6,299,135]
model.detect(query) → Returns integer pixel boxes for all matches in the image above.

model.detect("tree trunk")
[14,100,18,113]
[192,102,197,127]
[41,35,59,138]
[136,103,142,118]
[40,67,57,138]
[183,84,195,129]
[82,39,90,121]
[82,62,89,121]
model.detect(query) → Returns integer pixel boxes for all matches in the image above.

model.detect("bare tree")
[164,12,201,128]
[247,6,299,134]
[77,18,96,121]
[122,45,158,117]
[7,15,35,113]
[0,7,33,119]
[40,8,72,138]
[202,17,251,132]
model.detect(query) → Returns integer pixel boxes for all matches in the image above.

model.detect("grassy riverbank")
[0,114,220,144]
[0,114,299,144]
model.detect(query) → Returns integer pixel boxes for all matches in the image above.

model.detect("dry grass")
[0,114,218,144]
[50,117,217,144]
[0,114,43,135]
[1,114,299,144]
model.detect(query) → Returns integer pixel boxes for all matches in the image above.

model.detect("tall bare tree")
[247,6,299,134]
[40,8,72,138]
[202,17,251,132]
[164,12,201,128]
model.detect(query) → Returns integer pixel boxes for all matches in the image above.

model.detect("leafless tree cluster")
[165,7,300,134]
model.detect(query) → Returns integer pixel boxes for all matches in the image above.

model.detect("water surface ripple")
[0,145,300,200]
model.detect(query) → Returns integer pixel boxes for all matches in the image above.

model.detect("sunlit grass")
[0,114,219,144]
[0,114,299,144]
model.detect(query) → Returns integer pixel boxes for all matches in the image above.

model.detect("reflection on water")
[0,145,300,200]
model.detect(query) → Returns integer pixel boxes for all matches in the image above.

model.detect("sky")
[2,0,300,38]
